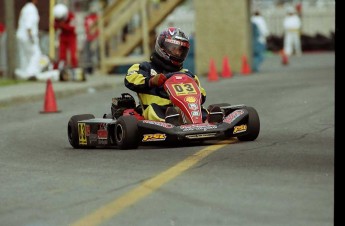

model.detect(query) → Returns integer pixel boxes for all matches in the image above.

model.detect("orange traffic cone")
[221,56,233,78]
[40,79,60,113]
[241,55,251,75]
[207,59,219,81]
[280,50,289,65]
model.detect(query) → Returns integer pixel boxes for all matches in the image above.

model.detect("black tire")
[67,114,95,148]
[237,107,260,141]
[207,103,232,116]
[207,103,231,111]
[114,116,139,150]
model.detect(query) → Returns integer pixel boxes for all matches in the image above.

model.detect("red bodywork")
[164,74,203,124]
[123,109,145,120]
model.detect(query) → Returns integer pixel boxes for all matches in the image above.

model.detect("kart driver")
[124,27,207,125]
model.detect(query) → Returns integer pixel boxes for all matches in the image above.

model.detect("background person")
[83,2,99,74]
[15,0,43,80]
[251,10,269,72]
[0,22,6,76]
[252,22,261,72]
[54,3,78,68]
[283,6,302,57]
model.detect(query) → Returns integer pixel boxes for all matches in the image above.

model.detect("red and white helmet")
[53,4,68,20]
[154,27,190,67]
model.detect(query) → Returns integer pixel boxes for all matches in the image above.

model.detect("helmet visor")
[163,39,189,62]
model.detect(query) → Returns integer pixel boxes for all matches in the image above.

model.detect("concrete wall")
[194,0,251,76]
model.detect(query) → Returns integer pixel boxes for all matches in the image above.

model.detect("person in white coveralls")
[16,0,42,79]
[283,6,302,57]
[16,0,58,81]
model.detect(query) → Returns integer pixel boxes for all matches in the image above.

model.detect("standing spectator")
[251,10,269,72]
[0,23,4,34]
[0,23,6,76]
[53,3,78,68]
[283,6,302,57]
[15,0,43,80]
[83,1,99,74]
[251,22,261,72]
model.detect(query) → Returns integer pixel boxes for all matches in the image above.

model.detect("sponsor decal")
[142,120,173,128]
[165,38,190,47]
[188,103,198,110]
[180,124,217,132]
[78,123,87,145]
[191,111,200,116]
[185,133,217,139]
[98,139,108,145]
[233,124,247,134]
[127,71,136,76]
[85,125,90,136]
[185,96,196,103]
[174,75,183,80]
[98,123,107,130]
[142,134,167,142]
[223,110,244,124]
[150,69,157,76]
[97,129,108,139]
[168,27,176,35]
[89,134,98,142]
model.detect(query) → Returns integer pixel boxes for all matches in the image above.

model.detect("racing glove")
[149,73,167,87]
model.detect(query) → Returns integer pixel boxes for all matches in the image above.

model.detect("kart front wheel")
[207,103,231,111]
[114,116,139,150]
[207,103,232,116]
[68,114,95,149]
[237,107,260,141]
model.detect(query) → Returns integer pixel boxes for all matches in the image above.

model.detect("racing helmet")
[154,27,190,67]
[53,4,68,20]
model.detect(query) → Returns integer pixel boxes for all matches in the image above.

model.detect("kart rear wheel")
[114,116,139,150]
[237,107,260,141]
[68,114,95,149]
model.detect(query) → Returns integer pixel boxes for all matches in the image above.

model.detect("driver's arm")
[125,62,152,92]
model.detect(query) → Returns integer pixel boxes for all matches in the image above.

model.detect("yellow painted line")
[71,139,237,226]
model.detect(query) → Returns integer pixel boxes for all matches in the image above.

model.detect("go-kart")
[67,73,260,150]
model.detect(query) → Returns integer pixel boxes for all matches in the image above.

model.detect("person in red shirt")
[0,23,6,76]
[53,4,78,68]
[84,12,99,43]
[0,23,5,34]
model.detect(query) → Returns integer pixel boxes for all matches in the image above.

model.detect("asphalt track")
[0,52,334,226]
